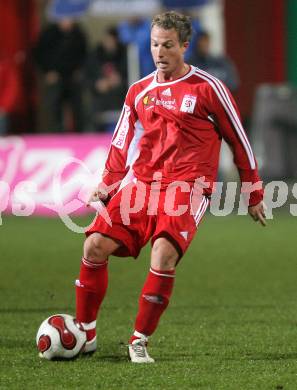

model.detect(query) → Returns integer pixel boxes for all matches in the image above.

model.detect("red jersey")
[102,65,263,205]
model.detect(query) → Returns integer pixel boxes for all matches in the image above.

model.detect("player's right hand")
[86,183,108,207]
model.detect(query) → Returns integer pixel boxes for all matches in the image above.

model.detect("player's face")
[151,26,189,79]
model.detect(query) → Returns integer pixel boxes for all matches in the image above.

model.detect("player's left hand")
[248,201,267,226]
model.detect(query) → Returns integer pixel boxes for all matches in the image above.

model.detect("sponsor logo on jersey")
[180,94,197,114]
[156,98,176,110]
[112,104,131,149]
[143,94,155,106]
[143,93,176,110]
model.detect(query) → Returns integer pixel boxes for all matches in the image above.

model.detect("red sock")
[131,267,175,341]
[75,257,108,339]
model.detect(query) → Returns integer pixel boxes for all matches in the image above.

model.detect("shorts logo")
[180,231,189,240]
[180,94,197,114]
[112,105,131,149]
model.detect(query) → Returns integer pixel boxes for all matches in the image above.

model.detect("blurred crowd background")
[0,0,296,180]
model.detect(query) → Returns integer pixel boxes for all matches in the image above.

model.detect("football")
[36,314,86,360]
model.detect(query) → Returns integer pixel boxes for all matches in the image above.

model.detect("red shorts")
[86,181,209,259]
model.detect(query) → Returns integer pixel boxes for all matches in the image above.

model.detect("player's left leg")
[128,237,178,363]
[128,188,209,363]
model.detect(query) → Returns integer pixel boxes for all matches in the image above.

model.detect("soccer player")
[75,11,266,363]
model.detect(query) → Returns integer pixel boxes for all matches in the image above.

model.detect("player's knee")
[151,238,179,270]
[83,233,111,263]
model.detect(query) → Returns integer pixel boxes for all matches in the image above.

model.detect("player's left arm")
[202,81,265,225]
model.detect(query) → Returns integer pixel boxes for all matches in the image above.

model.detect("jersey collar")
[154,65,195,86]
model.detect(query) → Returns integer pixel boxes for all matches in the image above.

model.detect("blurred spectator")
[34,18,87,132]
[189,31,240,92]
[184,17,202,62]
[118,17,155,78]
[0,0,39,134]
[86,27,128,132]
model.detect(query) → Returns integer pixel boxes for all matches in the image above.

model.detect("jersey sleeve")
[101,87,138,194]
[202,81,263,206]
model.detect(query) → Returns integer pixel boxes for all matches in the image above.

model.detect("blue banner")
[48,0,90,20]
[161,0,209,8]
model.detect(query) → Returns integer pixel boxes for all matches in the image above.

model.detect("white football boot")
[128,339,155,363]
[79,320,97,354]
[82,336,97,354]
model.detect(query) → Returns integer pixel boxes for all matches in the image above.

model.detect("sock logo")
[75,279,85,288]
[143,294,164,304]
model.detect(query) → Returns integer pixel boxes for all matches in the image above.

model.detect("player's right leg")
[78,182,149,353]
[76,233,121,353]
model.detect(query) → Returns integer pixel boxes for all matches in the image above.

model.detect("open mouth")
[157,61,169,67]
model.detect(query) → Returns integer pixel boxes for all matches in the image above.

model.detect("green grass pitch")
[0,212,296,389]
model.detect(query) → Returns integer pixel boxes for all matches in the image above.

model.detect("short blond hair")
[151,11,192,44]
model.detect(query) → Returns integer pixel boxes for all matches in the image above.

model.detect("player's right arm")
[86,88,138,206]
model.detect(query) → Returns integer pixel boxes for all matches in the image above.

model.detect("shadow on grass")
[90,354,129,363]
[245,352,297,361]
[224,352,297,362]
[172,304,277,310]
